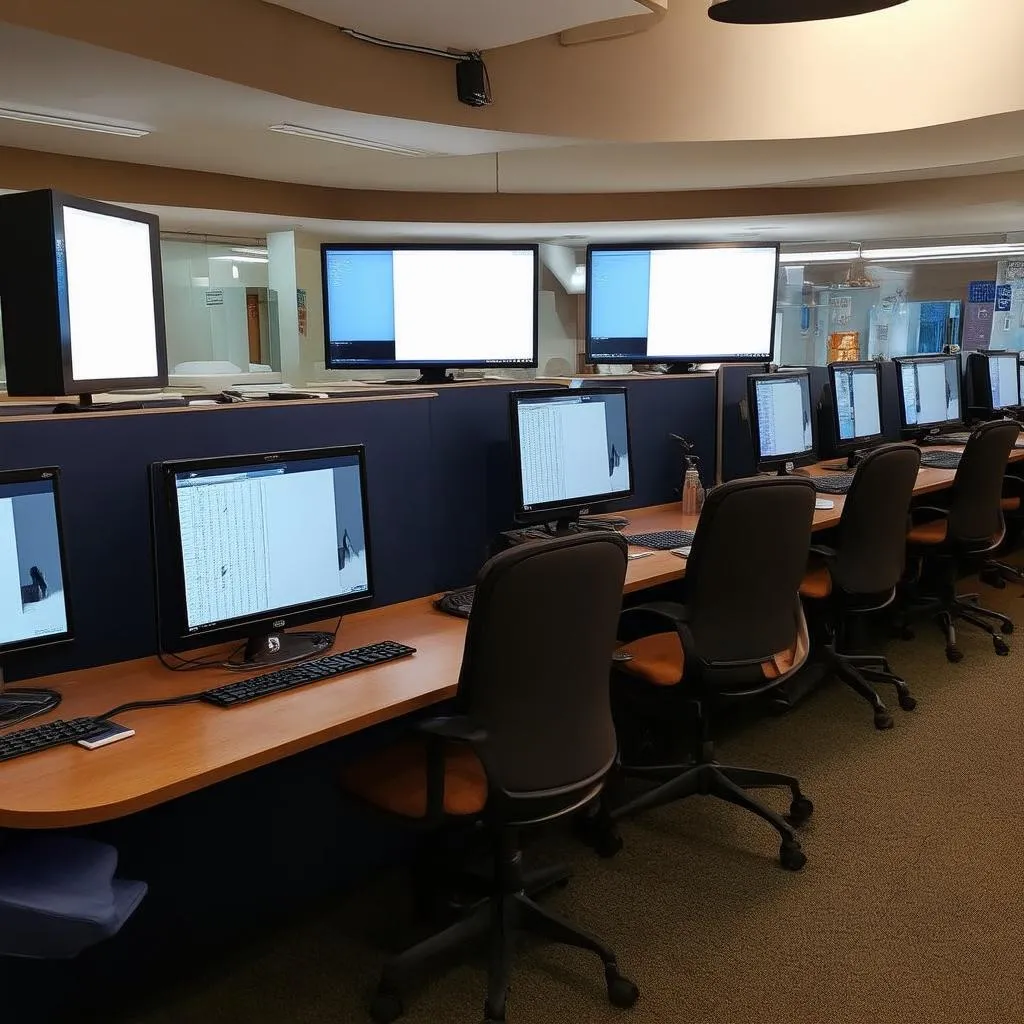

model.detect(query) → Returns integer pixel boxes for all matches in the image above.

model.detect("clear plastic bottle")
[681,463,705,516]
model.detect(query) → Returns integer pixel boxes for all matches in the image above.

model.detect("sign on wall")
[205,289,224,306]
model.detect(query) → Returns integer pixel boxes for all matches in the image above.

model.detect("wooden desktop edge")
[0,447,1016,828]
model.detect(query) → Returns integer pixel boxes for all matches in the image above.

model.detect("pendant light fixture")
[708,0,911,24]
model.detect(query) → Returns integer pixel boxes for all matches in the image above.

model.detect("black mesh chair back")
[831,443,921,594]
[684,476,816,665]
[947,420,1021,545]
[456,532,627,807]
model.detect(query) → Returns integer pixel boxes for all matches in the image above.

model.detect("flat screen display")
[832,362,883,444]
[898,355,961,431]
[752,373,814,463]
[587,244,779,364]
[322,245,538,369]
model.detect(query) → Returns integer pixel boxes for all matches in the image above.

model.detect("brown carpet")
[113,583,1024,1024]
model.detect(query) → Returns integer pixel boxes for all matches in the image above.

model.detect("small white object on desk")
[815,499,835,510]
[627,551,653,560]
[670,546,692,558]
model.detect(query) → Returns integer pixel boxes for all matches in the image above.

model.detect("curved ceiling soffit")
[4,0,1024,143]
[559,0,668,46]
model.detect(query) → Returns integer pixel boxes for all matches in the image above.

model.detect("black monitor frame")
[966,349,1021,420]
[585,241,780,370]
[828,360,885,464]
[0,189,168,400]
[509,386,635,529]
[320,242,540,383]
[151,445,374,667]
[746,369,817,474]
[0,466,74,726]
[893,353,964,441]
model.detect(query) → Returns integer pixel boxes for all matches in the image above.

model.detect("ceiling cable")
[340,26,476,61]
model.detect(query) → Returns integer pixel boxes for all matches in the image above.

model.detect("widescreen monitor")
[747,370,815,472]
[586,243,779,368]
[894,354,963,439]
[0,190,167,401]
[510,387,633,527]
[0,466,73,725]
[829,361,884,456]
[154,446,373,667]
[321,243,539,383]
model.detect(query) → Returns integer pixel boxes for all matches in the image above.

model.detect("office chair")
[799,443,922,730]
[903,419,1020,662]
[980,474,1024,591]
[584,476,817,871]
[339,533,639,1024]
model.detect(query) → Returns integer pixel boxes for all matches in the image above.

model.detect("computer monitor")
[510,387,634,528]
[828,361,885,466]
[747,370,816,473]
[153,446,373,668]
[966,350,1020,419]
[0,190,168,407]
[321,243,539,384]
[0,467,73,726]
[894,353,963,440]
[586,243,779,370]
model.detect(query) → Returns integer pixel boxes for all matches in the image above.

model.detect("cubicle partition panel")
[879,359,905,440]
[0,396,437,679]
[720,363,761,481]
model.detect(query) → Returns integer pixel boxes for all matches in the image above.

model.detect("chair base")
[584,760,812,871]
[981,559,1024,591]
[373,838,637,1023]
[913,593,1015,662]
[821,648,917,731]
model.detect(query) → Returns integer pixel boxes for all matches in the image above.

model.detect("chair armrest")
[909,505,948,523]
[808,544,837,561]
[415,716,487,744]
[1003,475,1024,497]
[618,602,688,642]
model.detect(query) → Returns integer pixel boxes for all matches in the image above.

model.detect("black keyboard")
[926,432,972,446]
[435,586,475,619]
[0,717,109,763]
[810,474,854,495]
[201,641,416,708]
[920,450,962,470]
[624,530,696,550]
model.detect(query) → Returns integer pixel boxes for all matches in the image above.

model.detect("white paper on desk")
[815,499,835,510]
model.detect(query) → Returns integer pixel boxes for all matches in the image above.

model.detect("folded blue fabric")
[0,835,147,958]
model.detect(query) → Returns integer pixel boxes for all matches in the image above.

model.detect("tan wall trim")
[4,145,1024,227]
[560,0,668,46]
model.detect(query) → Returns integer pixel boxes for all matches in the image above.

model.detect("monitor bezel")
[509,385,636,524]
[968,349,1020,415]
[828,360,886,455]
[746,369,817,471]
[584,241,781,366]
[893,353,964,439]
[0,465,75,656]
[51,191,169,395]
[154,445,374,652]
[320,242,540,371]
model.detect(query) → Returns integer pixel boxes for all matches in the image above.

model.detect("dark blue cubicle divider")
[426,375,718,590]
[0,397,436,680]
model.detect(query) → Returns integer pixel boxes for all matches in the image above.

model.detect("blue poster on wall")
[964,280,996,350]
[996,285,1013,312]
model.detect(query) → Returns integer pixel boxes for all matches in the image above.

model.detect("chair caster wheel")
[605,968,640,1008]
[779,841,806,871]
[982,572,1007,590]
[898,626,915,641]
[1001,620,1014,635]
[370,990,404,1024]
[994,636,1011,656]
[874,710,894,730]
[575,814,624,858]
[898,692,918,712]
[786,796,814,826]
[945,645,963,664]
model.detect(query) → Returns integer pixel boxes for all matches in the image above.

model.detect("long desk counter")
[3,444,1021,829]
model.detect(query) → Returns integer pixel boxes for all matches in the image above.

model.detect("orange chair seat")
[799,564,832,600]
[340,738,488,819]
[907,518,949,545]
[1002,497,1021,512]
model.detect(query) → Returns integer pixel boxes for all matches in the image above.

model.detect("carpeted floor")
[110,583,1024,1024]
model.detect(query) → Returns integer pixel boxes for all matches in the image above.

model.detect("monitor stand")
[53,393,144,414]
[386,368,455,386]
[0,668,61,726]
[227,629,335,670]
[663,362,697,375]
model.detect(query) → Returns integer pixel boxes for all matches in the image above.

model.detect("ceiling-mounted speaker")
[708,0,911,23]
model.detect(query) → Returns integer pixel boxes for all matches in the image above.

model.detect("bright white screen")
[63,206,160,383]
[392,249,535,363]
[646,247,777,359]
[755,377,813,459]
[989,354,1020,409]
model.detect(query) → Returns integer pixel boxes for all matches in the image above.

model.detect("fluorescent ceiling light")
[231,246,268,257]
[861,243,1024,261]
[209,255,268,264]
[0,108,149,137]
[268,123,440,157]
[779,249,861,264]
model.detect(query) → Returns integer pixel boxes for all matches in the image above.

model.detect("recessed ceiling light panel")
[709,0,910,24]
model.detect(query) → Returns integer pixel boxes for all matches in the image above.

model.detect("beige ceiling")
[263,0,647,50]
[3,23,1024,198]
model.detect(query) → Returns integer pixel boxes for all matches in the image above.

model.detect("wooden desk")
[0,600,466,829]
